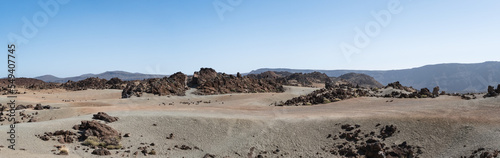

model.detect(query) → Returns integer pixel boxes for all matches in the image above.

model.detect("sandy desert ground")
[1,86,500,157]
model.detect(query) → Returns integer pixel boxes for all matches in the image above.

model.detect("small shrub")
[323,98,331,104]
[82,136,102,147]
[59,146,69,155]
[106,145,122,150]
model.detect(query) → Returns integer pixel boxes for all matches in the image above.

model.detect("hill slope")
[248,61,500,92]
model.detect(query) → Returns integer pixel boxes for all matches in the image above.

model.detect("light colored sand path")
[0,87,500,157]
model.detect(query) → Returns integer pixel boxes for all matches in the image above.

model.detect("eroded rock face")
[122,72,188,98]
[92,112,118,123]
[189,68,285,95]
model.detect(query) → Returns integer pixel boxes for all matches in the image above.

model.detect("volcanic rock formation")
[189,68,285,95]
[122,72,188,98]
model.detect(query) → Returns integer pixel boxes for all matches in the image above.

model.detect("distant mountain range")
[248,61,500,93]
[35,71,167,83]
[34,61,500,92]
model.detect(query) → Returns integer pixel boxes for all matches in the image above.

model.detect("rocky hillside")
[335,73,383,88]
[248,61,500,92]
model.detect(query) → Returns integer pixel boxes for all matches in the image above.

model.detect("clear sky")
[1,0,499,77]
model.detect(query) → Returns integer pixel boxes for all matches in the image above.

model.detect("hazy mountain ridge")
[35,71,167,83]
[249,61,500,92]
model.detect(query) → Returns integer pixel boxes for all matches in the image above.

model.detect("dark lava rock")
[38,130,77,143]
[203,153,216,158]
[279,83,370,106]
[15,105,27,110]
[190,68,285,95]
[122,72,188,98]
[432,86,440,97]
[92,112,118,123]
[484,85,500,98]
[73,120,121,146]
[385,81,416,92]
[92,148,111,155]
[418,88,432,98]
[34,104,44,110]
[380,125,397,139]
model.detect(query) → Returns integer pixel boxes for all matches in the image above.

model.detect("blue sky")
[1,0,499,77]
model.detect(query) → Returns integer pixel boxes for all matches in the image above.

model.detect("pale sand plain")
[0,86,500,157]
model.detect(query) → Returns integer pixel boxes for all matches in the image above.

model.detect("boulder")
[34,104,44,110]
[92,148,111,155]
[73,120,121,146]
[15,105,27,110]
[92,112,118,123]
[418,88,432,98]
[432,86,440,97]
[380,125,397,139]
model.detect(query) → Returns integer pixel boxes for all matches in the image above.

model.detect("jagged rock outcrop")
[385,81,416,92]
[432,86,440,97]
[189,68,285,95]
[122,72,188,98]
[418,88,432,98]
[248,71,331,87]
[484,84,500,98]
[62,77,107,90]
[105,77,126,89]
[380,82,441,98]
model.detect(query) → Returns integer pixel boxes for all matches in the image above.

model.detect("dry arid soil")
[1,86,500,157]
